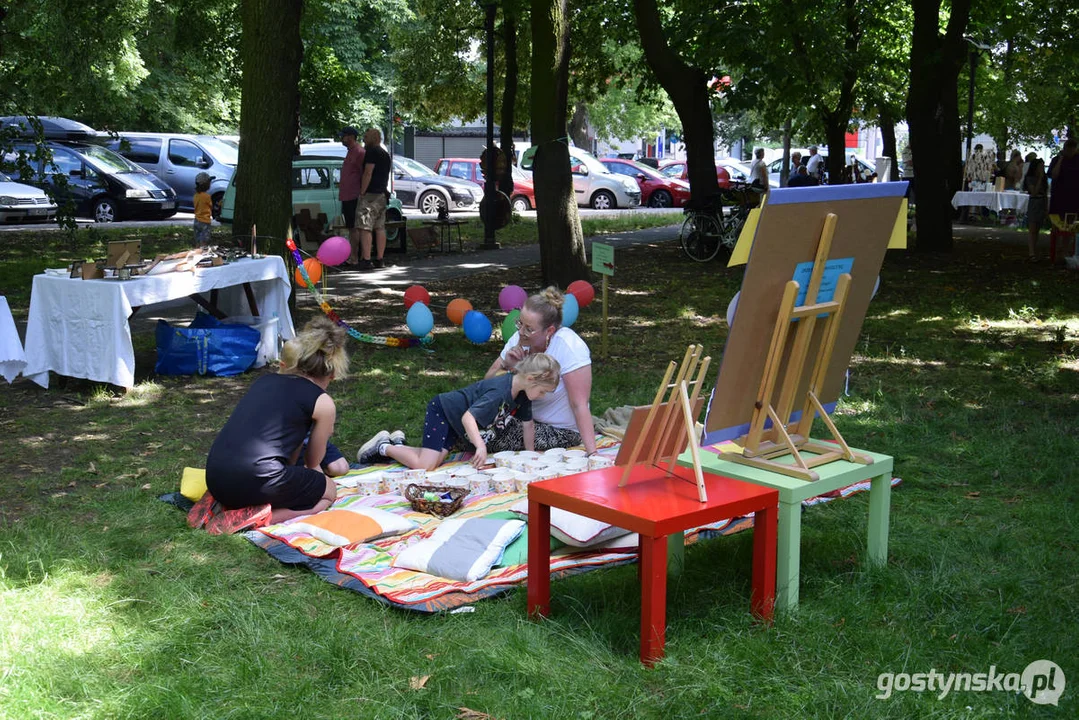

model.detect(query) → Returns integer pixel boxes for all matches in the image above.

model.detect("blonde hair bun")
[283,316,349,380]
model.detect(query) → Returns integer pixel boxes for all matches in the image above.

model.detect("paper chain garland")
[286,238,432,349]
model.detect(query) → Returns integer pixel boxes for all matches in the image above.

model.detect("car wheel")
[211,192,224,220]
[386,207,403,244]
[511,195,531,212]
[649,190,673,208]
[590,190,616,210]
[93,197,118,223]
[418,190,447,215]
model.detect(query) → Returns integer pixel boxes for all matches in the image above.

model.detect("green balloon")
[501,309,521,342]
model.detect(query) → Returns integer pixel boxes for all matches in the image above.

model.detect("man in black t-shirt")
[356,127,393,270]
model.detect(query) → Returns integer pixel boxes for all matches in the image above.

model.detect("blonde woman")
[360,353,561,470]
[199,317,349,531]
[484,287,598,455]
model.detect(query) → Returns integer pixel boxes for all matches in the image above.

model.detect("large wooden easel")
[720,213,873,481]
[618,344,712,501]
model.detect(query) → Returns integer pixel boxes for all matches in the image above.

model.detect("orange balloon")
[294,257,323,288]
[447,298,473,326]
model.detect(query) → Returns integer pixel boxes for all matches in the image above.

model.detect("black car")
[3,140,177,222]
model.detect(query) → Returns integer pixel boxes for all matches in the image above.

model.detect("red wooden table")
[527,464,779,666]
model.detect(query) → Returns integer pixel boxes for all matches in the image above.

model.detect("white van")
[103,133,237,217]
[519,145,641,210]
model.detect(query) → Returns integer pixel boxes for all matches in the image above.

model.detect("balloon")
[567,280,595,308]
[726,291,740,328]
[403,285,430,309]
[501,309,521,342]
[294,257,323,288]
[561,294,579,327]
[463,310,493,344]
[406,302,434,337]
[316,236,351,267]
[498,284,528,312]
[447,298,472,326]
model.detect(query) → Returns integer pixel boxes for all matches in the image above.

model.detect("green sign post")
[591,243,614,358]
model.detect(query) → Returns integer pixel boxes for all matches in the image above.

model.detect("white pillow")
[511,499,632,548]
[394,517,525,582]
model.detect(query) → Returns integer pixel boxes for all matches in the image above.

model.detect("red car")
[600,158,692,207]
[658,159,733,189]
[434,157,536,212]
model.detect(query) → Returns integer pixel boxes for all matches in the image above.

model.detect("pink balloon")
[498,284,528,312]
[317,236,351,267]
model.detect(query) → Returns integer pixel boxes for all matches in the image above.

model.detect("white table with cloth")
[22,257,295,390]
[0,296,27,384]
[951,191,1030,215]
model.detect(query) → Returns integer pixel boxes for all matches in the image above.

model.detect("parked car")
[392,156,483,214]
[601,158,691,208]
[0,171,58,224]
[0,115,96,140]
[102,133,237,218]
[519,146,641,210]
[658,159,733,189]
[767,152,875,185]
[2,140,177,222]
[433,157,536,212]
[218,155,405,246]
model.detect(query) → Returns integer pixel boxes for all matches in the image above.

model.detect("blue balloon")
[406,302,434,337]
[562,293,579,327]
[463,310,492,344]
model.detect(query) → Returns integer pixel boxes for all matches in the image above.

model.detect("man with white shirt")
[806,145,824,183]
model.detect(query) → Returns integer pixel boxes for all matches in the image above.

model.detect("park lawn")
[0,222,1077,719]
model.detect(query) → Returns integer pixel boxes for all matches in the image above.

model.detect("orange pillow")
[288,507,415,547]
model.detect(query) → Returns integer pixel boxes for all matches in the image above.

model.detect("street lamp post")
[963,36,991,161]
[481,0,499,249]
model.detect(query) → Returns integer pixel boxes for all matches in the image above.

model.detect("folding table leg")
[775,500,802,611]
[527,500,551,619]
[639,534,667,666]
[867,471,892,566]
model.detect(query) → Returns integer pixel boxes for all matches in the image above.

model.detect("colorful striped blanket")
[245,441,901,613]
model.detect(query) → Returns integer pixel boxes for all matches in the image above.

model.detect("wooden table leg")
[867,471,892,566]
[775,499,802,612]
[639,534,667,666]
[527,499,551,619]
[751,505,777,622]
[242,282,260,317]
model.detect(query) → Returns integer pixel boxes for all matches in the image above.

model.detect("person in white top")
[806,145,824,182]
[749,147,769,192]
[484,286,598,454]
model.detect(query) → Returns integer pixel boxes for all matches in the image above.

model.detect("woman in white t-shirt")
[483,286,598,454]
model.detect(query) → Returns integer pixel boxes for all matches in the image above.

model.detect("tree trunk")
[531,0,587,287]
[824,115,849,183]
[235,0,304,254]
[880,108,898,181]
[633,0,718,202]
[569,102,589,150]
[907,0,971,252]
[498,13,518,196]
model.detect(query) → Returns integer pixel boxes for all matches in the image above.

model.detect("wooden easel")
[721,213,873,481]
[618,344,712,501]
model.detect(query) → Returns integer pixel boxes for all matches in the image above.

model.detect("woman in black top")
[205,317,348,524]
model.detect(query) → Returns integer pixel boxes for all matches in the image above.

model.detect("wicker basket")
[404,484,467,517]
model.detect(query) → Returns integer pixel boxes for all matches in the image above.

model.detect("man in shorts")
[357,127,392,270]
[338,126,365,265]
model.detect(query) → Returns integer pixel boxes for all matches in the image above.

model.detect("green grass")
[1,223,1077,718]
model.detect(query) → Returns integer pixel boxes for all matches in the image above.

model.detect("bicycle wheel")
[717,209,746,253]
[680,213,721,262]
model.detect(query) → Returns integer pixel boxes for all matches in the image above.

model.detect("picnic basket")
[404,483,467,517]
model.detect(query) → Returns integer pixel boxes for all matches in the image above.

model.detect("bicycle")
[679,182,762,262]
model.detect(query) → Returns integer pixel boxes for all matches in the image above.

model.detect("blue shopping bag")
[155,314,261,377]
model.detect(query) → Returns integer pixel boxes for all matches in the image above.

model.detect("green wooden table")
[678,444,893,611]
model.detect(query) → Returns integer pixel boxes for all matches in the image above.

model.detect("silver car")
[0,171,57,224]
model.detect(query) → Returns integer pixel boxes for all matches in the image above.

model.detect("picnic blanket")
[244,440,901,613]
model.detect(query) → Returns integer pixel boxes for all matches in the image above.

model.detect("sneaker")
[356,430,391,464]
[206,503,272,535]
[389,430,406,445]
[372,257,385,269]
[358,259,374,271]
[187,490,220,530]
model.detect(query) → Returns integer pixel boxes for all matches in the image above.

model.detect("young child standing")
[357,353,561,471]
[192,316,348,533]
[193,172,213,247]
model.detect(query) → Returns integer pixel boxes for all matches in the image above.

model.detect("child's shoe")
[357,430,391,464]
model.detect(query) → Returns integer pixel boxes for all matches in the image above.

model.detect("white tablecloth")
[951,191,1030,214]
[0,296,27,384]
[22,257,295,389]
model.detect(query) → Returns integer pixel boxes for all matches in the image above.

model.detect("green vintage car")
[219,155,404,248]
